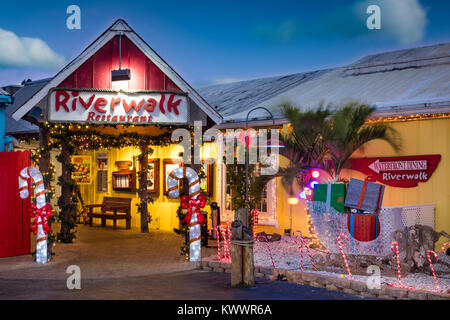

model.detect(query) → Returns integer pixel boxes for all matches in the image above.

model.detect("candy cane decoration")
[388,241,414,290]
[219,225,231,262]
[337,233,353,280]
[293,230,317,272]
[257,234,275,269]
[251,209,260,240]
[18,166,51,264]
[442,242,450,255]
[427,250,440,292]
[292,234,305,272]
[167,166,205,262]
[208,227,222,261]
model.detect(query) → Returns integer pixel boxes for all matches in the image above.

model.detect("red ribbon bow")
[181,194,206,226]
[29,203,53,235]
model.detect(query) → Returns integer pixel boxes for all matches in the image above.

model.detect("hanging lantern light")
[112,33,131,81]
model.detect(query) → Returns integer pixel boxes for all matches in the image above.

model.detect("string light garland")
[305,207,325,249]
[366,112,450,124]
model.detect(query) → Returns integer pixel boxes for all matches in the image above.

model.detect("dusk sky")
[1,0,449,88]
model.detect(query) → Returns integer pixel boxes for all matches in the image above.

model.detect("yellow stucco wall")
[78,142,216,231]
[255,118,450,249]
[78,117,449,250]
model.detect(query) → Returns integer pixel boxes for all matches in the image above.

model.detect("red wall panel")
[93,40,112,89]
[0,150,31,258]
[76,57,93,88]
[57,35,182,92]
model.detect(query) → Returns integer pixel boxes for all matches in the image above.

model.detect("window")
[222,165,277,226]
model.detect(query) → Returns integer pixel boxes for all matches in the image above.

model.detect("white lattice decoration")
[306,202,435,257]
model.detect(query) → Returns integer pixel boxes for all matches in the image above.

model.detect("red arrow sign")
[347,155,441,188]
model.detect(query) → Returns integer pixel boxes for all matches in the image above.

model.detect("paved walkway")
[0,224,371,300]
[0,224,210,280]
[0,270,371,300]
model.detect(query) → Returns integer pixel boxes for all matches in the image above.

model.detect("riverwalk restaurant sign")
[347,155,441,188]
[48,88,189,124]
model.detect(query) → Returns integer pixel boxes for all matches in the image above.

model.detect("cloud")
[251,0,428,44]
[211,77,243,85]
[253,20,300,43]
[0,28,67,70]
[355,0,428,44]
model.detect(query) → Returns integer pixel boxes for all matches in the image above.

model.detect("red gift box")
[347,213,380,242]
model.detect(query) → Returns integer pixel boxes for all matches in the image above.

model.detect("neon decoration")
[311,170,320,178]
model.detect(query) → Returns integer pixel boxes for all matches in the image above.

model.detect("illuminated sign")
[347,155,441,188]
[48,88,188,124]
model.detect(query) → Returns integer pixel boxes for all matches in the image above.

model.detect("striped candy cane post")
[442,242,450,255]
[427,250,440,292]
[251,209,260,240]
[209,227,222,261]
[18,166,49,264]
[293,230,317,272]
[167,166,204,262]
[337,233,353,280]
[257,234,275,269]
[387,241,415,290]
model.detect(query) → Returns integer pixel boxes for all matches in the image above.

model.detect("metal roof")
[4,78,51,135]
[198,42,450,123]
[0,88,10,96]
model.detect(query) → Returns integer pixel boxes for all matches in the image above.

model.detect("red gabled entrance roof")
[57,35,180,92]
[12,19,222,124]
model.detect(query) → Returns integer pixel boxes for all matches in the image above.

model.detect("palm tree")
[279,101,401,185]
[327,102,401,180]
[278,103,333,194]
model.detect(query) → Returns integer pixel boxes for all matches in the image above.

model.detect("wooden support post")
[231,208,255,288]
[231,221,244,287]
[138,143,149,233]
[38,125,50,174]
[59,139,75,242]
[242,244,255,286]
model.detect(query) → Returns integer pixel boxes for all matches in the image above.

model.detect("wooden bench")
[86,197,132,230]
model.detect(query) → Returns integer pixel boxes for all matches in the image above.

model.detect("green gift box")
[313,183,347,213]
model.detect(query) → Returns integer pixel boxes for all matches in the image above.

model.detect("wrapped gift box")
[347,213,380,242]
[344,178,385,213]
[313,183,347,213]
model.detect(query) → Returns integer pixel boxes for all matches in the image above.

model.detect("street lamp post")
[245,107,276,227]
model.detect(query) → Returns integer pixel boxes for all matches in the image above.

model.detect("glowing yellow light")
[288,197,299,205]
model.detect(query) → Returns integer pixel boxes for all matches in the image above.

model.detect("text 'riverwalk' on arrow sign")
[347,155,441,188]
